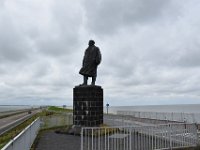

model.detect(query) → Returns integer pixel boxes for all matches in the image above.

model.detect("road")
[0,109,40,135]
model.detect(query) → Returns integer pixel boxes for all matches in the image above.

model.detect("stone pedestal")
[73,85,103,127]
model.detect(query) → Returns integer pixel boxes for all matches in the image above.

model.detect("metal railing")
[117,111,200,124]
[1,118,40,150]
[0,113,36,136]
[104,114,172,127]
[104,114,145,127]
[81,123,198,150]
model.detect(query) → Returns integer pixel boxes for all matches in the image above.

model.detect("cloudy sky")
[0,0,200,106]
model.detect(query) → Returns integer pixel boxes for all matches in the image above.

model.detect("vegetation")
[47,106,72,113]
[170,144,200,150]
[193,145,200,150]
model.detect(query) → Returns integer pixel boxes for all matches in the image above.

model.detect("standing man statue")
[79,40,102,86]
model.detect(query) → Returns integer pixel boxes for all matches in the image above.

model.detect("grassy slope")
[48,106,72,112]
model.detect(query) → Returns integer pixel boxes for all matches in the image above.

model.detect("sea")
[104,104,200,114]
[1,104,200,114]
[0,105,35,113]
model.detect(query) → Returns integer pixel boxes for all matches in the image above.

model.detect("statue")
[79,40,102,86]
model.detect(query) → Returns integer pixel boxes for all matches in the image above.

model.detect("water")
[105,104,200,114]
[2,104,199,114]
[104,104,200,123]
[0,105,34,112]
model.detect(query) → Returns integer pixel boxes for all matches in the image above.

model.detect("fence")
[104,114,145,127]
[1,118,40,150]
[117,111,200,123]
[81,123,198,150]
[104,114,173,127]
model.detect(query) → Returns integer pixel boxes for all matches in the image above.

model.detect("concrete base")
[67,125,82,135]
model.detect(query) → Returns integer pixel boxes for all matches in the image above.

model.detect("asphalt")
[35,131,81,150]
[0,110,40,135]
[34,130,167,150]
[0,112,31,134]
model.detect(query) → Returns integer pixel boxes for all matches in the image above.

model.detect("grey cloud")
[83,0,171,36]
[0,0,200,106]
[0,14,30,62]
[34,0,83,57]
[0,0,6,7]
[174,43,200,68]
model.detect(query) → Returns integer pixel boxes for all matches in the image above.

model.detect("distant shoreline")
[108,103,200,107]
[0,105,31,106]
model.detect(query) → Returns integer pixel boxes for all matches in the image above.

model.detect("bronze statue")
[79,40,101,85]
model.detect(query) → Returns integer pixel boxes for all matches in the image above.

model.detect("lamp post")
[106,103,109,114]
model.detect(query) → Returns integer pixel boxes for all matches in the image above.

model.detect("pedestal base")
[73,85,103,127]
[68,125,82,135]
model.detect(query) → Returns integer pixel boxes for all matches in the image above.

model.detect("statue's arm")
[96,47,101,65]
[82,50,86,66]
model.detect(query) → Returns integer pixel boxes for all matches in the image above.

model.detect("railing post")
[84,115,200,150]
[169,124,172,150]
[192,113,195,123]
[92,128,94,150]
[81,128,83,150]
[129,128,131,150]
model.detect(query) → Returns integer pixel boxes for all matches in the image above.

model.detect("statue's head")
[88,40,95,46]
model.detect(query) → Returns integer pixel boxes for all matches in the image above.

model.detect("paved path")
[35,131,81,150]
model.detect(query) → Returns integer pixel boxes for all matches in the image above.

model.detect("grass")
[193,145,200,150]
[81,124,121,137]
[47,106,72,113]
[175,145,200,150]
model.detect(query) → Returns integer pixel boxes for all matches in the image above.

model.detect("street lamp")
[106,103,109,114]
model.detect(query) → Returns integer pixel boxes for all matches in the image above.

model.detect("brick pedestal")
[73,85,103,126]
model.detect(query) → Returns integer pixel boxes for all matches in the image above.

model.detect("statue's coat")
[79,45,101,77]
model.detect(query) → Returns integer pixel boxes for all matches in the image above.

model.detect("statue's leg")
[91,76,96,85]
[83,76,88,85]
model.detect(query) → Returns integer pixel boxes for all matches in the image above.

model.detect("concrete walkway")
[35,130,81,150]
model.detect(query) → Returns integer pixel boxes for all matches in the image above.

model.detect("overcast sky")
[0,0,200,106]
